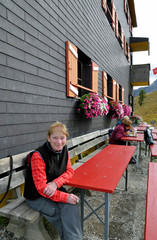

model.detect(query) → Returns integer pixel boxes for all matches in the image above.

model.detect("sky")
[133,0,157,86]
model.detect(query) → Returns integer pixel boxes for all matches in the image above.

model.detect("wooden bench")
[0,129,109,240]
[149,142,157,161]
[145,162,157,240]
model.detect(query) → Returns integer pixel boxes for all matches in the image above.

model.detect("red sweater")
[109,123,127,145]
[31,152,74,203]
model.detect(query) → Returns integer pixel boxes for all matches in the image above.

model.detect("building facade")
[0,0,149,158]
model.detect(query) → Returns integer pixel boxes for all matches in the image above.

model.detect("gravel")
[0,148,150,240]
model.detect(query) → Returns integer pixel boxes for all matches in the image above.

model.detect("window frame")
[102,71,124,103]
[66,41,99,98]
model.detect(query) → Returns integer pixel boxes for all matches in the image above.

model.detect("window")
[102,1,125,50]
[102,71,116,100]
[116,21,124,49]
[124,37,130,62]
[127,43,130,62]
[66,41,99,98]
[77,49,92,96]
[124,0,132,34]
[124,0,129,21]
[117,83,124,103]
[102,71,124,103]
[102,0,115,31]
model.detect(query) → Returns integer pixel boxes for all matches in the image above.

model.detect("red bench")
[145,162,157,240]
[149,142,157,161]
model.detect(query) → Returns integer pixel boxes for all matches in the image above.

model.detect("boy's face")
[48,130,66,152]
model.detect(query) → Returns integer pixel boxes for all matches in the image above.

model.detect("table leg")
[80,189,85,234]
[105,193,110,240]
[139,142,141,156]
[136,142,139,166]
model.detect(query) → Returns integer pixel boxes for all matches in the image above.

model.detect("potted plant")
[122,104,131,116]
[130,115,142,125]
[108,101,124,119]
[77,92,109,119]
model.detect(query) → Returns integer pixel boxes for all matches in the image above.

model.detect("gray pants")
[26,197,82,240]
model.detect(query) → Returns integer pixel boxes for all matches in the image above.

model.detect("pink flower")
[77,92,109,119]
[108,101,125,119]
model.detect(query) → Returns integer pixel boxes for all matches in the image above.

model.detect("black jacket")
[24,142,68,200]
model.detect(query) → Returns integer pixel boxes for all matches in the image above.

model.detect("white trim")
[103,0,107,12]
[103,96,108,102]
[104,72,107,78]
[113,81,116,85]
[70,84,78,95]
[69,43,78,58]
[93,66,99,71]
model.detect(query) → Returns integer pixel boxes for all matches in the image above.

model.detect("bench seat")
[145,162,157,240]
[0,197,39,222]
[149,142,157,161]
[0,128,110,239]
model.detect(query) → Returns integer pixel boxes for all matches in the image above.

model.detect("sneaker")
[129,157,136,164]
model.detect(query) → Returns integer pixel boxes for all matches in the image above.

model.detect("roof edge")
[128,0,137,27]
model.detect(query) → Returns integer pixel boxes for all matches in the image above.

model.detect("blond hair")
[122,116,129,120]
[48,121,69,137]
[122,118,132,127]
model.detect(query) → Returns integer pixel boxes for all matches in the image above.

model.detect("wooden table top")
[66,145,136,194]
[135,126,147,131]
[121,133,144,142]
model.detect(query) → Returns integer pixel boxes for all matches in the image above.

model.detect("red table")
[152,133,157,140]
[121,133,144,166]
[66,145,136,240]
[135,126,147,132]
[138,124,150,127]
[152,129,157,134]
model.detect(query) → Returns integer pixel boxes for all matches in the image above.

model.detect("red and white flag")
[153,67,157,75]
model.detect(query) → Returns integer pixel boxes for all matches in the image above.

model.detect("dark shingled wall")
[0,0,132,158]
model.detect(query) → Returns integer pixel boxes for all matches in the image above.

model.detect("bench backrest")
[67,129,109,159]
[0,151,32,195]
[0,129,109,195]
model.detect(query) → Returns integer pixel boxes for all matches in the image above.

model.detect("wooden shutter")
[127,45,130,62]
[124,0,127,14]
[112,79,116,100]
[121,28,124,49]
[66,41,78,97]
[127,8,130,24]
[92,62,99,93]
[129,15,132,33]
[122,87,124,103]
[102,0,107,13]
[115,12,118,38]
[102,71,107,98]
[124,36,127,56]
[116,83,119,101]
[112,2,116,31]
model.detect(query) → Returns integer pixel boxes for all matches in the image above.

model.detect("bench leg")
[125,167,128,191]
[24,216,52,240]
[6,218,26,237]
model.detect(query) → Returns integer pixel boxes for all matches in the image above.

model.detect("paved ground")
[0,148,153,240]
